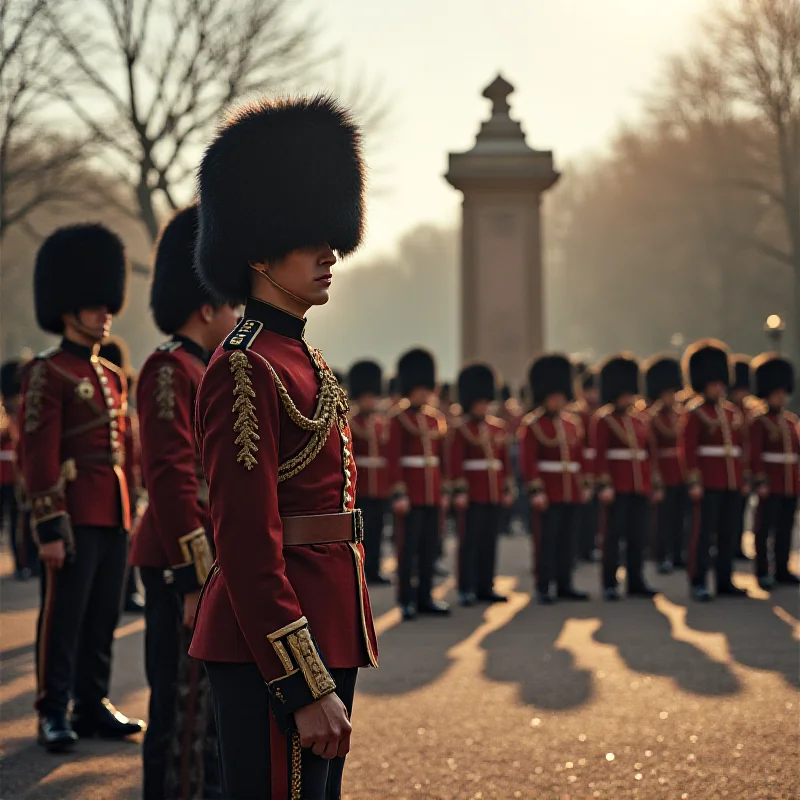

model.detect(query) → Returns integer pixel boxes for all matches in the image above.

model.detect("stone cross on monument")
[445,75,559,389]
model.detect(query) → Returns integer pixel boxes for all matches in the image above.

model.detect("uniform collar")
[172,334,210,365]
[245,297,305,341]
[60,336,95,362]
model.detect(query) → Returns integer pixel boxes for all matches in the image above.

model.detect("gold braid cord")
[229,351,260,470]
[155,364,176,421]
[290,731,302,799]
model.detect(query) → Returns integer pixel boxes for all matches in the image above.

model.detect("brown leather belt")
[281,510,363,547]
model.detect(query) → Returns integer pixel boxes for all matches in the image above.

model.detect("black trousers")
[458,503,501,595]
[755,495,798,579]
[689,489,738,589]
[141,567,220,800]
[35,525,127,715]
[205,662,357,800]
[602,493,647,590]
[533,503,578,594]
[359,497,387,581]
[577,496,598,560]
[655,485,687,564]
[396,505,439,607]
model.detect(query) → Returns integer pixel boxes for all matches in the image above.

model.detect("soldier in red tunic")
[188,96,378,800]
[681,339,749,601]
[132,204,238,799]
[347,359,391,586]
[643,355,687,574]
[450,363,514,606]
[387,348,451,620]
[729,355,754,560]
[591,354,661,601]
[749,354,799,589]
[519,355,591,604]
[1,359,26,578]
[20,224,145,751]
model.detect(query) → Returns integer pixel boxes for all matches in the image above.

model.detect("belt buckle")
[352,509,364,545]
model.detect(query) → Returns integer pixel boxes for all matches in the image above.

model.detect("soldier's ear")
[200,304,215,324]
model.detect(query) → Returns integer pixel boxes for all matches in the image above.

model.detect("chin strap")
[252,266,309,308]
[70,312,106,345]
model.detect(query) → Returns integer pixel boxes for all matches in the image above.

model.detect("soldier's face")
[705,381,726,400]
[470,399,490,418]
[271,244,337,307]
[767,388,787,408]
[660,390,676,407]
[64,307,111,343]
[544,393,566,413]
[358,393,379,413]
[583,387,598,406]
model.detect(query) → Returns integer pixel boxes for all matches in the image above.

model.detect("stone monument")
[445,75,559,388]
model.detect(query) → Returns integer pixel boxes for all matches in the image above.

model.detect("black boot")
[476,591,508,603]
[716,583,748,597]
[557,587,590,601]
[71,698,146,739]
[627,583,658,598]
[37,711,78,752]
[417,598,451,615]
[775,572,800,586]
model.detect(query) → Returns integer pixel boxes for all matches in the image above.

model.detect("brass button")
[100,376,108,385]
[106,398,115,408]
[110,420,118,430]
[111,430,119,440]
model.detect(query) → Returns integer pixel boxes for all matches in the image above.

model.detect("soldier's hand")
[531,493,549,511]
[182,590,202,628]
[598,487,615,505]
[741,483,751,497]
[440,494,451,511]
[295,692,352,759]
[392,496,410,516]
[756,484,769,500]
[453,493,469,511]
[581,488,593,504]
[39,540,66,569]
[652,489,665,504]
[688,484,703,502]
[502,492,515,508]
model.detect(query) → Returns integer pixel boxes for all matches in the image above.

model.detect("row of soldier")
[0,228,798,799]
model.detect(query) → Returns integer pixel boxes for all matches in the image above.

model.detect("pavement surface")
[0,533,798,800]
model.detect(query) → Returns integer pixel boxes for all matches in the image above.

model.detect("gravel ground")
[1,535,797,800]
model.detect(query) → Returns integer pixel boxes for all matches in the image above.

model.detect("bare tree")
[43,0,382,243]
[0,0,94,240]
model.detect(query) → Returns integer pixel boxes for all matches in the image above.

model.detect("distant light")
[765,314,784,331]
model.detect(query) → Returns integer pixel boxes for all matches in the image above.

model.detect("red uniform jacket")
[123,409,141,517]
[0,415,18,486]
[386,401,447,506]
[449,415,512,505]
[349,410,390,500]
[189,301,378,687]
[19,340,130,545]
[130,336,213,593]
[518,410,586,504]
[750,409,799,497]
[567,400,596,478]
[649,402,684,487]
[680,399,745,492]
[591,406,656,495]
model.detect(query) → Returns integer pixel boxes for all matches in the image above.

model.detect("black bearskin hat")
[348,360,383,400]
[684,339,731,393]
[752,353,794,399]
[457,363,498,412]
[730,355,751,393]
[397,348,436,395]
[196,95,365,304]
[599,353,640,406]
[1,360,24,398]
[529,354,574,407]
[580,367,598,392]
[387,376,399,397]
[34,224,128,334]
[151,204,216,335]
[643,355,683,402]
[98,336,132,376]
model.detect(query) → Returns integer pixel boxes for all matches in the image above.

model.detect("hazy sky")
[307,0,709,264]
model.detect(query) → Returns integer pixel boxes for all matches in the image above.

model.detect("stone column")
[445,75,559,389]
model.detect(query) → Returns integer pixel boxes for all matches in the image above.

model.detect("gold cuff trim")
[267,616,309,642]
[178,527,213,585]
[286,627,336,700]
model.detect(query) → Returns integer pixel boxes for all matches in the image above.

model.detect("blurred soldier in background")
[348,360,392,586]
[749,353,799,589]
[729,355,754,560]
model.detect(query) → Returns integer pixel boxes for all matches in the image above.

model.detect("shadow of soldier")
[683,588,799,689]
[591,594,741,696]
[481,600,595,711]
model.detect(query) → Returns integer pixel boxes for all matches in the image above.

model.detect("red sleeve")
[680,410,701,484]
[137,354,205,568]
[386,414,406,497]
[517,419,541,490]
[591,414,610,485]
[449,426,466,491]
[198,350,304,683]
[20,360,71,545]
[645,417,661,488]
[123,413,141,513]
[749,417,765,484]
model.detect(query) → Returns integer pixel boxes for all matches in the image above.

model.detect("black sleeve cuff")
[171,563,203,594]
[34,513,73,547]
[267,669,337,734]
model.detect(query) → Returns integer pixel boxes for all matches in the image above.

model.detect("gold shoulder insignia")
[24,361,48,433]
[155,364,176,421]
[36,346,61,360]
[387,398,410,418]
[229,351,260,470]
[157,340,182,353]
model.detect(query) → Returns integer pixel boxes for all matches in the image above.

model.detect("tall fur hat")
[397,348,436,395]
[151,204,216,335]
[348,360,383,399]
[0,360,24,398]
[751,353,794,399]
[599,353,640,406]
[196,94,365,304]
[529,354,574,407]
[34,224,128,334]
[684,338,731,393]
[730,355,752,393]
[457,363,498,412]
[643,355,683,401]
